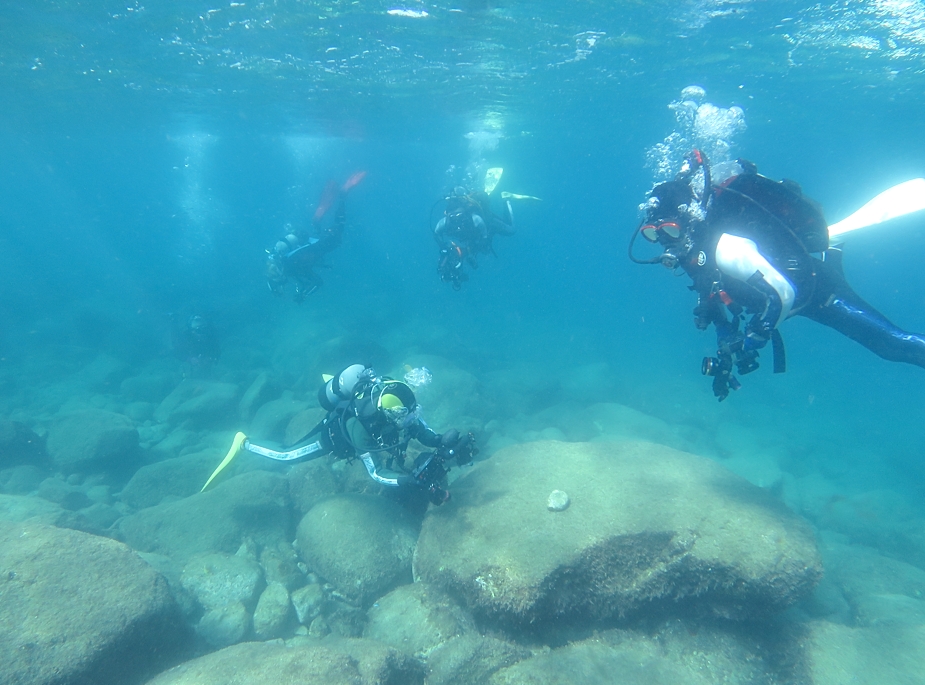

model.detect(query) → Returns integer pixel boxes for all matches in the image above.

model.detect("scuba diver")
[266,171,366,302]
[201,364,477,505]
[434,182,515,290]
[629,149,925,401]
[172,313,220,374]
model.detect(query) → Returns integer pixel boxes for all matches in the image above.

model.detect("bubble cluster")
[645,86,746,183]
[403,367,432,389]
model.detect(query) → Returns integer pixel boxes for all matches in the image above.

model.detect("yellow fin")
[322,374,334,383]
[501,191,542,201]
[484,168,503,194]
[201,432,247,492]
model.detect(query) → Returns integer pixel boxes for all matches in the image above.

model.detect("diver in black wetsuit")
[202,364,477,505]
[434,186,514,289]
[173,313,220,374]
[266,172,365,302]
[630,150,925,400]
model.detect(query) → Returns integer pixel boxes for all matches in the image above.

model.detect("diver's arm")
[358,452,413,488]
[714,233,795,347]
[408,419,442,448]
[434,217,449,246]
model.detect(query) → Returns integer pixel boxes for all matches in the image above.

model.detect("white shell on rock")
[547,490,570,512]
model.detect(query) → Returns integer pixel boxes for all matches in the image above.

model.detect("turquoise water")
[3,0,925,681]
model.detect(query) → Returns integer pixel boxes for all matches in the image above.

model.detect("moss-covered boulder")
[414,440,821,629]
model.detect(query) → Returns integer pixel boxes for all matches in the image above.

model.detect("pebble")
[547,490,570,512]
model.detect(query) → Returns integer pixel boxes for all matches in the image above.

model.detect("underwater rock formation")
[119,470,293,563]
[143,637,424,685]
[363,582,476,659]
[46,408,138,472]
[0,520,190,685]
[295,493,418,606]
[414,439,822,630]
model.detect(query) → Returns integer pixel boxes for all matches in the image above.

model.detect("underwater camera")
[411,451,449,504]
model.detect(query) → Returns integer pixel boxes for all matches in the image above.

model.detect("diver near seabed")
[433,167,540,289]
[629,149,925,401]
[172,313,220,375]
[201,364,477,505]
[266,171,366,302]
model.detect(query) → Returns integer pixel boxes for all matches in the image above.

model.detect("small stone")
[253,582,293,640]
[197,602,250,648]
[291,583,324,625]
[308,615,330,638]
[547,490,570,512]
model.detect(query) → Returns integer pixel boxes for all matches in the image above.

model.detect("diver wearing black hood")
[630,149,925,400]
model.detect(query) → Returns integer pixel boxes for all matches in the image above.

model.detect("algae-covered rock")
[414,440,821,630]
[46,409,138,472]
[0,520,190,685]
[119,470,293,563]
[295,493,418,606]
[143,637,424,685]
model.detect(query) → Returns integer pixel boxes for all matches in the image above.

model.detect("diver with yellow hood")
[202,364,476,505]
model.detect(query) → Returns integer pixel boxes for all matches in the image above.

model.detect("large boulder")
[119,449,222,510]
[487,622,781,685]
[119,470,293,563]
[295,493,418,606]
[804,620,925,685]
[144,637,424,685]
[0,520,190,685]
[425,634,532,685]
[0,493,96,533]
[0,419,46,468]
[363,582,476,659]
[249,395,310,443]
[153,380,239,427]
[414,440,822,629]
[46,409,139,472]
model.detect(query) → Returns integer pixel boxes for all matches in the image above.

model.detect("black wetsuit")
[268,199,345,300]
[683,171,925,371]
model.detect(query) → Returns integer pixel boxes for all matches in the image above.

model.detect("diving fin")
[484,168,503,194]
[201,432,247,492]
[828,178,925,239]
[501,191,542,201]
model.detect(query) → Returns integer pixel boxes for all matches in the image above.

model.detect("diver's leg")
[800,262,925,368]
[492,200,515,235]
